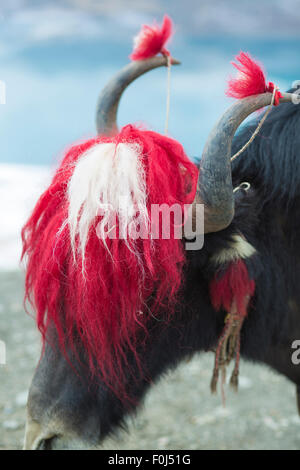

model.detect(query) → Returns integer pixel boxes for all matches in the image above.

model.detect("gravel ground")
[0,270,299,450]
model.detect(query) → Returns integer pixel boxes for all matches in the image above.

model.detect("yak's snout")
[23,343,105,450]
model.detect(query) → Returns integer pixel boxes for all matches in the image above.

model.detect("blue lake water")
[1,34,300,166]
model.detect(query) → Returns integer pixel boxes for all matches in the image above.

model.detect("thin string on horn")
[230,86,276,162]
[164,54,172,135]
[129,15,174,136]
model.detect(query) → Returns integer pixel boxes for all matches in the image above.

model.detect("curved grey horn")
[193,91,294,234]
[96,56,180,136]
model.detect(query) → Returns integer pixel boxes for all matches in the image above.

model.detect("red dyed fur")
[210,259,255,317]
[226,51,268,99]
[130,15,173,60]
[22,125,198,399]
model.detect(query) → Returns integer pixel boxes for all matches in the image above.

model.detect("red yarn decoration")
[130,15,173,61]
[22,125,198,401]
[226,51,282,106]
[210,259,255,318]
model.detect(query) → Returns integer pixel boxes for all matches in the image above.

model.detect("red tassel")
[226,51,282,105]
[209,258,256,396]
[210,259,255,318]
[130,15,173,61]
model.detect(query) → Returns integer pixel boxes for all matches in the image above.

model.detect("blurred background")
[1,0,300,269]
[0,0,300,449]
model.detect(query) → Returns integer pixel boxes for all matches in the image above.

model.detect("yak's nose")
[24,341,104,449]
[24,413,92,450]
[23,414,59,450]
[24,383,101,450]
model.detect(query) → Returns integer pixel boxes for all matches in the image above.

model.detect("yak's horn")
[194,91,294,234]
[96,56,180,136]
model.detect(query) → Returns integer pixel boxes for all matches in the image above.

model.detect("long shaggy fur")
[22,125,198,399]
[67,141,148,264]
[231,86,300,202]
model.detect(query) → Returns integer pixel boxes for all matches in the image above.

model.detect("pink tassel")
[226,51,282,105]
[130,15,173,61]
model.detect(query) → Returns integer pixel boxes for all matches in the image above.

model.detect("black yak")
[22,56,300,449]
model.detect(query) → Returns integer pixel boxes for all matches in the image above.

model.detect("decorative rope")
[230,86,277,162]
[210,310,245,406]
[164,54,172,135]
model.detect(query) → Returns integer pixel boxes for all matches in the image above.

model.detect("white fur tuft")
[133,30,148,50]
[211,234,256,265]
[67,142,149,263]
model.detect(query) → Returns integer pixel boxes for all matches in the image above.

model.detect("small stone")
[157,436,169,447]
[263,416,279,431]
[3,420,22,431]
[15,390,28,407]
[3,406,13,415]
[238,376,253,389]
[10,302,22,313]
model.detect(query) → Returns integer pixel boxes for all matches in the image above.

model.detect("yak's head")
[22,56,294,449]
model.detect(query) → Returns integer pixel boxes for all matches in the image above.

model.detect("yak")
[22,56,300,450]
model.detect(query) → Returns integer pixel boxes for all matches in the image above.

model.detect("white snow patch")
[0,163,51,271]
